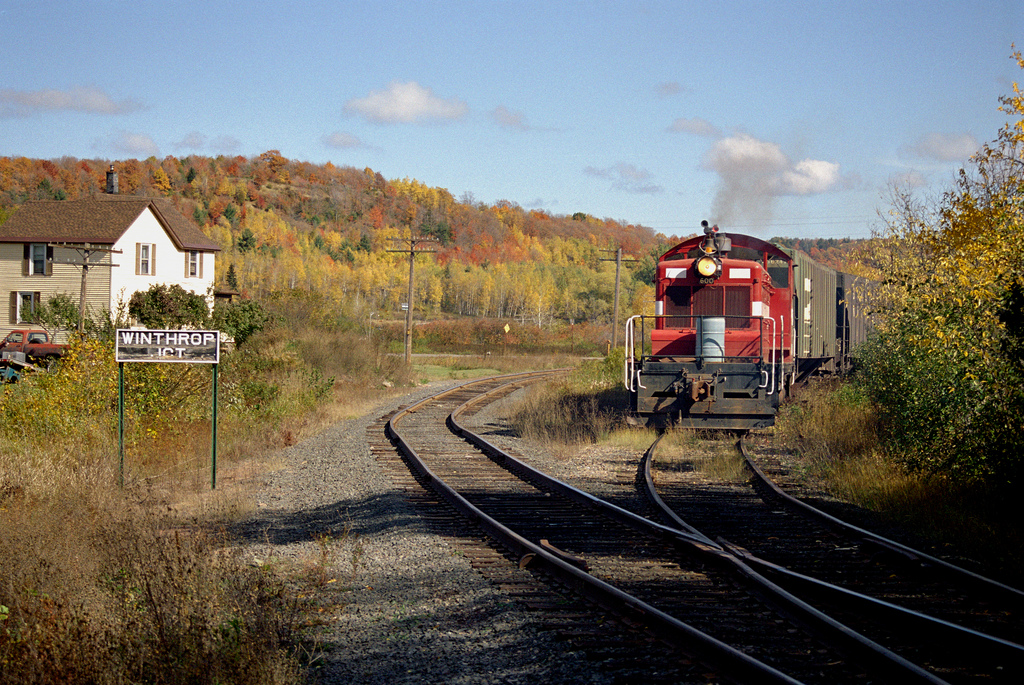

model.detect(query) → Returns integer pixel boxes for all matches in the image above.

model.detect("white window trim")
[16,291,39,323]
[29,243,47,275]
[136,243,156,276]
[187,251,203,278]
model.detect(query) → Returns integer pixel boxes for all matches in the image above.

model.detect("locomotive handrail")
[627,313,779,365]
[624,315,639,392]
[760,316,776,393]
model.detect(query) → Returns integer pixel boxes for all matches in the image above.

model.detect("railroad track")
[646,433,1024,683]
[372,372,968,684]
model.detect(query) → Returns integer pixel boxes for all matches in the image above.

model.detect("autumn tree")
[129,284,209,329]
[855,48,1024,485]
[152,167,172,194]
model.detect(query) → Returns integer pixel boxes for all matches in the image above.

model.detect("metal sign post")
[115,329,221,488]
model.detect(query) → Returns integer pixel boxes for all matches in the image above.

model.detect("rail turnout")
[369,372,1024,683]
[644,433,1024,683]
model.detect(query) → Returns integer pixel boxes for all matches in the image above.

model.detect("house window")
[187,251,202,278]
[10,291,40,324]
[30,244,46,275]
[136,243,155,275]
[23,243,51,276]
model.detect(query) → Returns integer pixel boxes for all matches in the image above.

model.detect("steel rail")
[739,438,1024,609]
[445,375,947,684]
[386,372,804,685]
[718,539,1024,673]
[631,435,949,685]
[642,436,1024,681]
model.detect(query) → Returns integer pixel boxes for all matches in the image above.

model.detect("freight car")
[623,221,869,429]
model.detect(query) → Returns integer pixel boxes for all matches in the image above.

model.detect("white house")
[0,189,220,338]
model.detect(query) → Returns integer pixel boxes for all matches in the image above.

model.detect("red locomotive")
[624,221,868,429]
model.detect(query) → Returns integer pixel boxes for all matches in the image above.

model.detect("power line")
[640,217,880,236]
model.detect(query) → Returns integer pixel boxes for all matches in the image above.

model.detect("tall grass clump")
[774,380,878,464]
[0,294,414,683]
[507,350,629,448]
[774,380,886,499]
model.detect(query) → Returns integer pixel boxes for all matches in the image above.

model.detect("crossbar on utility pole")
[600,246,637,349]
[387,235,439,364]
[50,242,122,333]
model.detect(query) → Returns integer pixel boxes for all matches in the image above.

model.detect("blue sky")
[2,1,1021,239]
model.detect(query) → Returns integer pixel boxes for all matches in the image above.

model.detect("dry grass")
[0,324,404,684]
[655,429,748,483]
[507,383,621,458]
[0,484,301,685]
[0,332,599,683]
[503,355,630,457]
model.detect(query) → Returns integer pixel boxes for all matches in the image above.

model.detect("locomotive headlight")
[696,256,720,278]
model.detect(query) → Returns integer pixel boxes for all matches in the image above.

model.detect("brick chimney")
[106,165,118,194]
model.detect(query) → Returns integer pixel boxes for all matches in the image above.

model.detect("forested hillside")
[0,153,677,327]
[768,237,865,273]
[0,153,866,328]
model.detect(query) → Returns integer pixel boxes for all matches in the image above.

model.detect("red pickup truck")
[0,329,69,364]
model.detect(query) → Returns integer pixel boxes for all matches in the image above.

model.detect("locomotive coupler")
[672,371,722,403]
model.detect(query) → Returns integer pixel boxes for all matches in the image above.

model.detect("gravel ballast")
[235,382,606,685]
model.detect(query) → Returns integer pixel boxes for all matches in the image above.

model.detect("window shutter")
[198,253,203,279]
[45,246,53,276]
[9,292,17,324]
[151,245,156,274]
[22,244,29,276]
[135,243,141,275]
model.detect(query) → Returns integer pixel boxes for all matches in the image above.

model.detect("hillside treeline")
[0,154,672,327]
[770,237,864,273]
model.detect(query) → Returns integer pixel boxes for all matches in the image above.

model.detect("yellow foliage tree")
[151,167,172,194]
[854,47,1024,484]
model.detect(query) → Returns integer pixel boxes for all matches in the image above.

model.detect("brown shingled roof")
[0,195,221,251]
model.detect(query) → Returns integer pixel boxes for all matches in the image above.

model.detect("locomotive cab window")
[664,284,752,329]
[767,257,790,288]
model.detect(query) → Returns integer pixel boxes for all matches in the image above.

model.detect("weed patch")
[0,494,302,684]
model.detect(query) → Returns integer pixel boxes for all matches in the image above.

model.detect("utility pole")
[600,246,637,349]
[387,235,439,364]
[51,243,121,333]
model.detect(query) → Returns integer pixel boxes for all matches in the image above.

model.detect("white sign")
[116,329,220,363]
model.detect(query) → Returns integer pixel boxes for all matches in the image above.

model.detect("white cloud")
[778,159,841,195]
[491,105,529,130]
[902,132,979,162]
[344,81,468,124]
[0,86,143,117]
[107,131,160,157]
[656,82,682,97]
[324,131,366,148]
[705,134,789,177]
[584,162,663,194]
[175,131,206,150]
[667,116,721,137]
